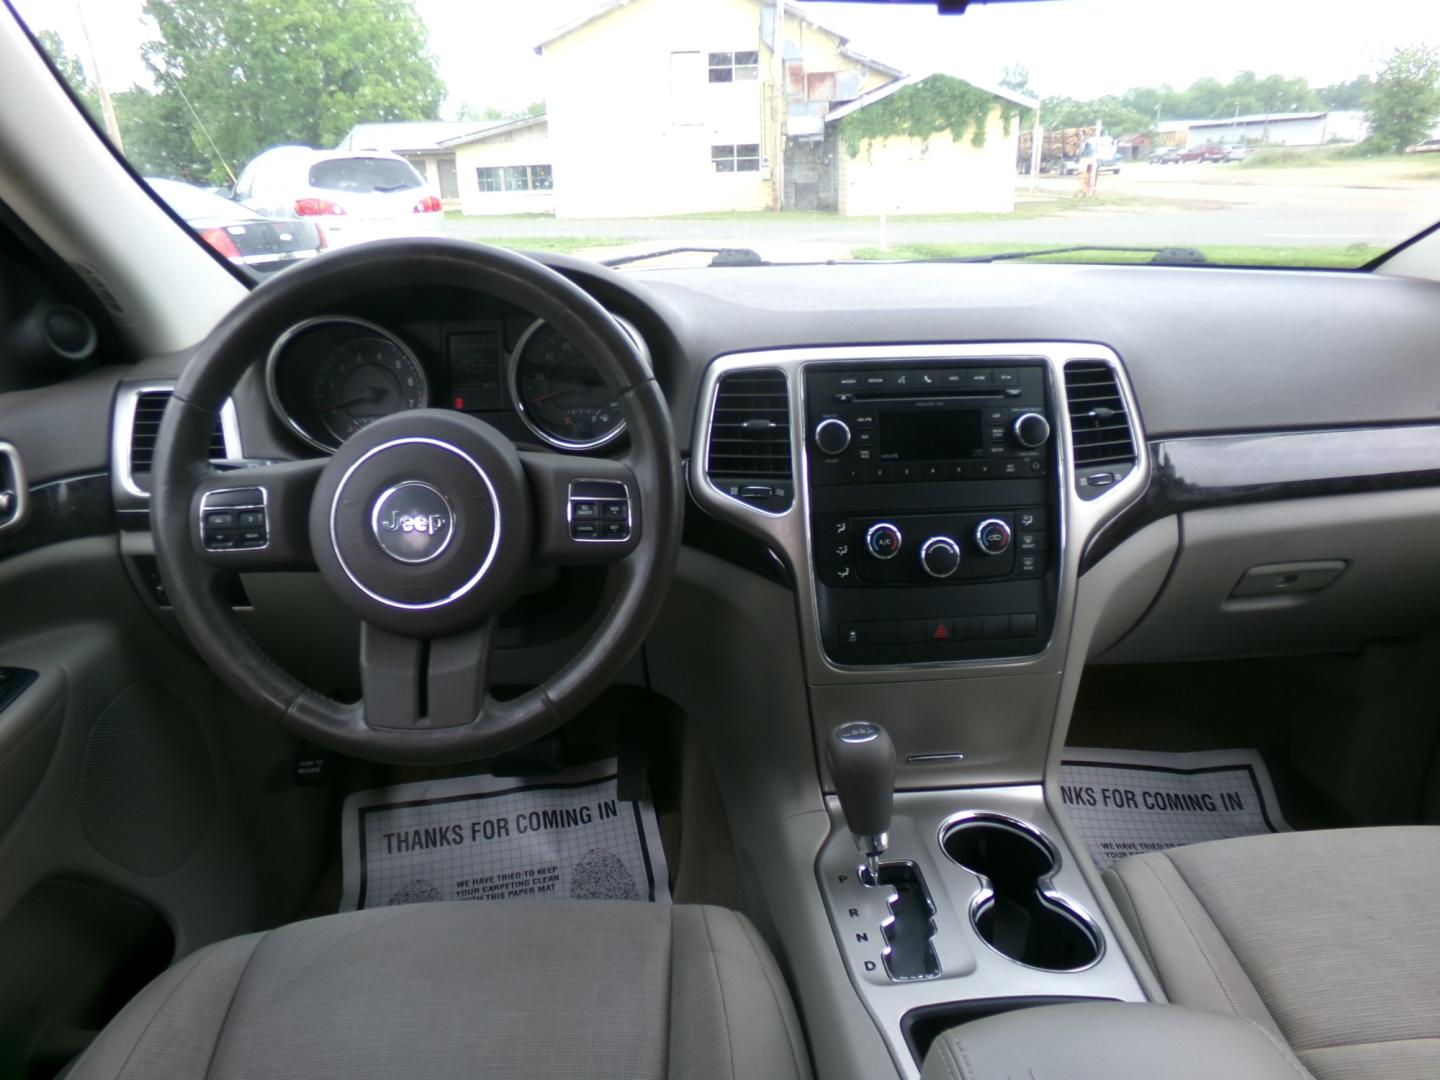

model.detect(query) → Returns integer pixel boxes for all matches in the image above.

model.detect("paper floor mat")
[1059,747,1290,871]
[340,758,670,910]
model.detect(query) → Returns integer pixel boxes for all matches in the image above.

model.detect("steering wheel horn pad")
[311,409,531,636]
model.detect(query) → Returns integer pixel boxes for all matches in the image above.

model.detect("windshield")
[14,0,1440,272]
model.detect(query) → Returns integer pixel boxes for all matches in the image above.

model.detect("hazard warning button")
[924,618,956,642]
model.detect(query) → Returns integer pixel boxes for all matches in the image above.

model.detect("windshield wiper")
[913,245,1209,266]
[601,246,764,268]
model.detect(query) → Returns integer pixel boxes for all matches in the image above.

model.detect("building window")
[475,165,554,192]
[711,144,761,173]
[708,51,759,83]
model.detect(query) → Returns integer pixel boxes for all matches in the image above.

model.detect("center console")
[804,361,1058,665]
[686,342,1154,1080]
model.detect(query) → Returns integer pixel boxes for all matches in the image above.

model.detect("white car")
[233,146,443,249]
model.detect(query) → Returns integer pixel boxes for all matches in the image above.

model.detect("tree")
[35,31,101,122]
[1365,45,1440,152]
[456,100,545,123]
[1040,95,1149,135]
[1319,74,1373,110]
[140,0,446,183]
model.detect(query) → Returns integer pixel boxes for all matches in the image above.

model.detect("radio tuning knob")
[813,417,852,456]
[919,536,961,579]
[975,518,1013,556]
[1012,412,1052,450]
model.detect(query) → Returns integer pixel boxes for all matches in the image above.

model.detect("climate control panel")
[815,508,1047,588]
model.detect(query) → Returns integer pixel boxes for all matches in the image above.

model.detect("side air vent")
[705,368,793,512]
[1064,360,1137,495]
[116,387,237,507]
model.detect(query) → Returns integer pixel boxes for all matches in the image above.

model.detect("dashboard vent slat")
[1064,361,1137,470]
[129,389,228,491]
[706,369,793,510]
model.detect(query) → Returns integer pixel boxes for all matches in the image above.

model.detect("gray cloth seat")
[1105,826,1440,1080]
[68,900,812,1080]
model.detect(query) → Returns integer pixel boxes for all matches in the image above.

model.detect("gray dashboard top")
[9,258,1440,486]
[598,261,1440,443]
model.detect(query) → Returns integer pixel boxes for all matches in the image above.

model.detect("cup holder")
[940,813,1102,972]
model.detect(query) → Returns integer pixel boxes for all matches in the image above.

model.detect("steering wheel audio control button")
[200,487,268,552]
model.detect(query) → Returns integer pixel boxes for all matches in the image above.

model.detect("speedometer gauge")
[314,332,427,443]
[265,317,429,452]
[509,319,630,450]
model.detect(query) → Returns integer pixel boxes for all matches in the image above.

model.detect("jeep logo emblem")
[370,481,454,564]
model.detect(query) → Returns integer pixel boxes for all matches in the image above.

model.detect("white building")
[1178,110,1369,148]
[442,116,555,217]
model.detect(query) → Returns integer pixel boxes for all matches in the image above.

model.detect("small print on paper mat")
[340,757,670,910]
[1059,747,1290,871]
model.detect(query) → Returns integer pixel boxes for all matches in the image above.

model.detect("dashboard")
[260,300,646,456]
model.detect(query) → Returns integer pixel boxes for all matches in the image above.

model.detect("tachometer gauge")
[509,319,633,450]
[266,317,429,452]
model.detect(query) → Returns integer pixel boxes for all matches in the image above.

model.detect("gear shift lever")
[826,721,895,880]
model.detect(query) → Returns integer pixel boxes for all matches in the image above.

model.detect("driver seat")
[67,900,811,1080]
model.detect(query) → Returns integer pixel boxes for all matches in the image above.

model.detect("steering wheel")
[151,239,682,764]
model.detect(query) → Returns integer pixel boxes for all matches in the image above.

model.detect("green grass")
[443,196,1147,229]
[459,235,619,254]
[1237,145,1440,172]
[848,241,1387,269]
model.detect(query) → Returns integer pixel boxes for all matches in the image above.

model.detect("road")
[442,160,1440,262]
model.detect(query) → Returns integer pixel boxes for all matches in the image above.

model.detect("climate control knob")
[919,536,961,579]
[864,522,903,561]
[975,518,1013,556]
[1011,412,1052,450]
[813,418,852,456]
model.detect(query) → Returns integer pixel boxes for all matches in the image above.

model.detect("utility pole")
[770,0,786,212]
[76,0,123,150]
[1029,104,1042,191]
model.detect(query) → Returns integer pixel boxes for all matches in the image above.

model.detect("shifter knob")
[826,721,895,878]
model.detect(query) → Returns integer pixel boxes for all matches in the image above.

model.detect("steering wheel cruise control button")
[864,522,902,560]
[569,480,631,542]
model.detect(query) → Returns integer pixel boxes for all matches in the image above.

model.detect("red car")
[1178,144,1227,163]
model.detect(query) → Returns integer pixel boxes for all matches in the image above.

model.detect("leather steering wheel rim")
[152,239,682,764]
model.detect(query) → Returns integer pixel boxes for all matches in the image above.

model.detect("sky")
[12,0,1436,118]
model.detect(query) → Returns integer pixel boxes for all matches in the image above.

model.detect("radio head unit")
[804,360,1058,665]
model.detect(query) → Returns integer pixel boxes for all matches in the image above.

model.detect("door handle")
[0,441,28,535]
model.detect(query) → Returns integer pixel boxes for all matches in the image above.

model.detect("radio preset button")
[1012,412,1052,449]
[864,522,903,560]
[919,536,962,579]
[813,418,852,455]
[975,518,1013,556]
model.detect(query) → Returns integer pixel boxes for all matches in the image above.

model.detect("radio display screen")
[879,409,983,460]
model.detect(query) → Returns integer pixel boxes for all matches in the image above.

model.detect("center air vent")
[1064,360,1137,494]
[128,389,230,494]
[705,368,793,512]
